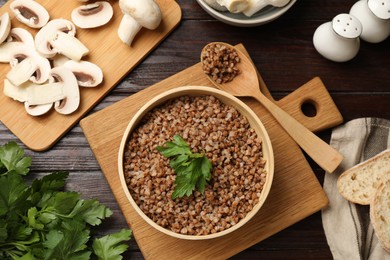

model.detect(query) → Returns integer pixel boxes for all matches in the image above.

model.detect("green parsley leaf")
[157,135,212,199]
[43,220,91,260]
[0,172,31,217]
[0,142,132,260]
[67,199,113,226]
[0,141,31,176]
[92,229,132,260]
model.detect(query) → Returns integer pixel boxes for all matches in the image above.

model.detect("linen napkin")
[322,118,390,260]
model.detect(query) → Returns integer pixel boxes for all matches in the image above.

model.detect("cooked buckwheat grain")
[123,95,266,236]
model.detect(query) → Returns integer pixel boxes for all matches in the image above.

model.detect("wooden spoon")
[201,42,343,173]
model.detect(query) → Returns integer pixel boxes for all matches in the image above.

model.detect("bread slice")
[370,180,390,253]
[337,149,390,205]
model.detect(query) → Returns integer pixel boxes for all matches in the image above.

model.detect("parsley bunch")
[157,135,212,199]
[0,141,131,260]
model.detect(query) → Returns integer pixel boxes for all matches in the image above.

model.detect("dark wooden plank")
[1,0,389,259]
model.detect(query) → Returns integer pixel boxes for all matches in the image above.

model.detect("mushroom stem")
[3,79,64,105]
[117,14,142,46]
[49,31,89,61]
[7,58,38,86]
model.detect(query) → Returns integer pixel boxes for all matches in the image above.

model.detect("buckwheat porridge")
[123,95,267,236]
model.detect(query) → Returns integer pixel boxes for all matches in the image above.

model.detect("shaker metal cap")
[332,13,362,39]
[368,0,390,19]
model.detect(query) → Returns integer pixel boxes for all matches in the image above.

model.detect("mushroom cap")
[24,102,53,116]
[0,12,11,44]
[10,0,50,28]
[71,1,114,29]
[63,60,103,87]
[8,27,35,47]
[0,41,24,63]
[0,28,34,63]
[119,0,162,30]
[51,66,80,115]
[35,18,77,58]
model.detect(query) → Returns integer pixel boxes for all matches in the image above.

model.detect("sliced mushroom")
[50,54,70,68]
[7,45,51,86]
[35,18,76,58]
[63,60,103,87]
[0,12,11,44]
[0,28,34,63]
[24,102,53,116]
[3,79,64,105]
[51,67,80,115]
[7,27,35,47]
[49,31,89,61]
[118,0,162,46]
[0,42,24,63]
[10,0,50,28]
[71,1,113,28]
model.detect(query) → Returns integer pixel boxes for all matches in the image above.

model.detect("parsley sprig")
[157,135,212,199]
[0,141,132,259]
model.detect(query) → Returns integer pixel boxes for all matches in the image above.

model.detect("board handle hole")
[301,99,318,117]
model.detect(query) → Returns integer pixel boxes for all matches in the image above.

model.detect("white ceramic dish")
[196,0,297,27]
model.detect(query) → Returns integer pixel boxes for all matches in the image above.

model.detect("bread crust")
[337,149,390,205]
[370,180,390,253]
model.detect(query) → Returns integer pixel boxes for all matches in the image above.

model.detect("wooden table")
[0,0,389,259]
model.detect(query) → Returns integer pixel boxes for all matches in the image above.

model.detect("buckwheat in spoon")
[201,42,343,173]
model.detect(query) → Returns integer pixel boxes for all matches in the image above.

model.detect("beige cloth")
[322,118,390,260]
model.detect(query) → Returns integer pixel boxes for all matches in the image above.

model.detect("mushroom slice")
[63,60,103,87]
[24,102,53,116]
[7,45,51,86]
[35,18,76,58]
[10,0,50,28]
[0,42,24,63]
[0,12,11,44]
[49,31,89,61]
[51,67,80,115]
[71,1,113,29]
[50,54,70,68]
[3,79,64,105]
[0,28,34,63]
[118,0,162,46]
[7,27,35,47]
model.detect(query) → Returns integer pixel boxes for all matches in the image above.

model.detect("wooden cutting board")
[0,0,181,151]
[80,44,343,259]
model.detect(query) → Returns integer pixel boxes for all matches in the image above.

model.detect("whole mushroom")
[117,0,162,46]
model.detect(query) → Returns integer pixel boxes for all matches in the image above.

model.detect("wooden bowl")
[118,86,274,240]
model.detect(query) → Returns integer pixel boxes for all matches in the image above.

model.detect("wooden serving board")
[80,45,343,259]
[0,0,181,151]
